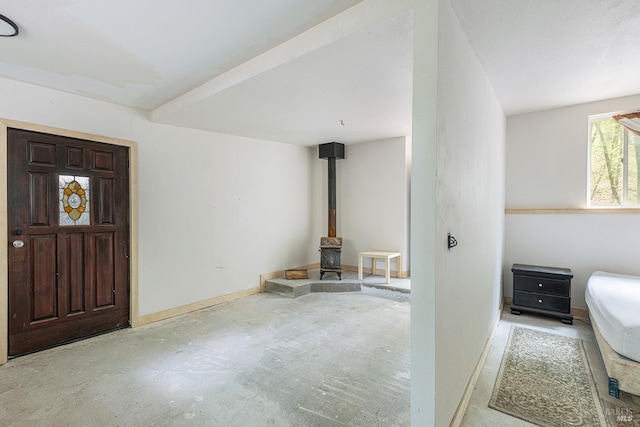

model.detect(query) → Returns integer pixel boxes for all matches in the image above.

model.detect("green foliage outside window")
[590,118,640,206]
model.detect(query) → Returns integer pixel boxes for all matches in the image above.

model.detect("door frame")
[0,119,139,364]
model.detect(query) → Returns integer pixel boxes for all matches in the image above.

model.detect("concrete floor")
[0,287,410,426]
[4,279,635,427]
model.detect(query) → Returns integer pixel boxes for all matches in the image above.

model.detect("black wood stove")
[319,142,345,280]
[320,236,342,279]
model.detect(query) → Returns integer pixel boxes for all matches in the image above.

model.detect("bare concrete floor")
[7,284,631,427]
[0,287,410,427]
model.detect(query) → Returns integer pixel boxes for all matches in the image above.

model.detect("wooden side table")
[358,251,402,283]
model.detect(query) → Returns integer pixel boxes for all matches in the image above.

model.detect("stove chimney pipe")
[319,142,345,237]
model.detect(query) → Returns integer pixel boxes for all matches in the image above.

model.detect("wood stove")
[320,236,342,279]
[319,142,345,280]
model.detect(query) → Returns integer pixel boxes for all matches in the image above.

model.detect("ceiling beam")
[150,0,413,122]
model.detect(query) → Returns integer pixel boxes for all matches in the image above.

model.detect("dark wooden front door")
[8,128,130,356]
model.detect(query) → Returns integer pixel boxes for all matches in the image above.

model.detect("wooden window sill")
[505,208,640,214]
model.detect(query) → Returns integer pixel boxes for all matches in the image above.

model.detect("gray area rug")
[490,326,606,426]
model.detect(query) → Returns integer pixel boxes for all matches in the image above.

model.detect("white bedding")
[586,271,640,363]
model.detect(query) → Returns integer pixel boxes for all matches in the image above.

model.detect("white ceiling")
[1,0,640,145]
[0,0,364,110]
[449,0,640,116]
[150,2,414,145]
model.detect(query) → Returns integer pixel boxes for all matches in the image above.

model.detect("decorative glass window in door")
[59,175,90,226]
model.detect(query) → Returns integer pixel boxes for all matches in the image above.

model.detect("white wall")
[132,120,315,315]
[504,213,640,309]
[505,94,640,308]
[0,77,146,139]
[340,137,410,272]
[412,1,506,425]
[311,137,410,274]
[434,1,506,424]
[0,77,317,317]
[507,94,640,209]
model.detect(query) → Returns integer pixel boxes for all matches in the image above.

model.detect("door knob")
[12,240,24,248]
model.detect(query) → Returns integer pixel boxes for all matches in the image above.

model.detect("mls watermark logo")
[605,406,634,423]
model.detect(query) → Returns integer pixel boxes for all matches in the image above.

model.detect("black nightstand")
[510,263,574,325]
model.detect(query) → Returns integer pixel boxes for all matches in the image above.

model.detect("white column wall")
[410,0,439,423]
[0,77,316,317]
[435,1,507,425]
[505,94,640,308]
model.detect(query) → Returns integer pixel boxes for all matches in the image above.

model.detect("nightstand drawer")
[514,275,570,297]
[513,291,570,313]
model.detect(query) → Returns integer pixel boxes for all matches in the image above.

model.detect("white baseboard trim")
[449,313,500,427]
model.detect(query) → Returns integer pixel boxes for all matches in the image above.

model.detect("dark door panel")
[8,128,130,356]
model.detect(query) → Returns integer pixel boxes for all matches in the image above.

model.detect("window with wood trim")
[588,113,640,207]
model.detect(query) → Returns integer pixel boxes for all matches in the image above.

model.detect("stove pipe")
[319,142,345,280]
[327,156,337,237]
[319,142,345,237]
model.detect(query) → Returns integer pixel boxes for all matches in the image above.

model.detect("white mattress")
[586,271,640,362]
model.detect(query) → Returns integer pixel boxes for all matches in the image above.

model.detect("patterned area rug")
[490,327,606,426]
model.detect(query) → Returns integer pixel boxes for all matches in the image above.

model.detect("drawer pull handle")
[538,299,543,303]
[538,283,543,288]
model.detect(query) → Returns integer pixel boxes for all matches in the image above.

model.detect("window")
[59,175,91,226]
[589,115,640,207]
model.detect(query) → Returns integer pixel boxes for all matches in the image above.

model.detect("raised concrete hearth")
[266,269,410,298]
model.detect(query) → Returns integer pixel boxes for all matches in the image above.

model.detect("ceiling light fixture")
[0,14,19,37]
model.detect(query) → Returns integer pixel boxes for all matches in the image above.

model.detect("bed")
[586,271,640,397]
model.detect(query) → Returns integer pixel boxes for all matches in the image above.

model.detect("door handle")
[12,240,24,248]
